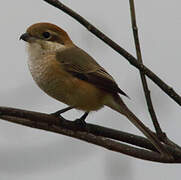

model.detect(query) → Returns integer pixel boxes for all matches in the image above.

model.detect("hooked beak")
[19,32,32,42]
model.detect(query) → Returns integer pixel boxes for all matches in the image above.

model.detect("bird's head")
[20,23,73,53]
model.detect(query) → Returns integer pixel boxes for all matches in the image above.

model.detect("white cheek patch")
[45,41,66,52]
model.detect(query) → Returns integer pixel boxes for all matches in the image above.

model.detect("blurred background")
[0,0,181,179]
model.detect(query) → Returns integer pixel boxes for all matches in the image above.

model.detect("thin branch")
[128,1,180,148]
[0,107,181,163]
[129,0,163,138]
[43,0,181,106]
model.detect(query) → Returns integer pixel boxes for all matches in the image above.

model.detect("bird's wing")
[56,46,128,97]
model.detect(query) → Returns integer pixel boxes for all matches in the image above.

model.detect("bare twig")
[129,0,163,138]
[42,0,181,107]
[0,107,181,163]
[128,1,180,149]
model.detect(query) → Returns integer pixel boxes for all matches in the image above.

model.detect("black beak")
[19,32,31,42]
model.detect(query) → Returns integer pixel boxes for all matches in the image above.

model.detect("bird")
[20,22,165,154]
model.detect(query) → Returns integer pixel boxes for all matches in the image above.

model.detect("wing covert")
[56,46,128,97]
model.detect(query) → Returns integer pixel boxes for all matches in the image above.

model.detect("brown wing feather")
[56,46,128,97]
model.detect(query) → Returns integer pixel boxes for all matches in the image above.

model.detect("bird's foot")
[73,112,89,129]
[74,118,87,129]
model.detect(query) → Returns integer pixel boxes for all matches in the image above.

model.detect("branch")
[42,0,181,106]
[129,0,163,138]
[0,107,181,163]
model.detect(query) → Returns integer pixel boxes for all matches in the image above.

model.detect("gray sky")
[0,0,181,179]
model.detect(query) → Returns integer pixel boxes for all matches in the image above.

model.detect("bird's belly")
[46,77,106,111]
[28,57,106,111]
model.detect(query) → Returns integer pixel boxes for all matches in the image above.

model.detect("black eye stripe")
[42,32,51,39]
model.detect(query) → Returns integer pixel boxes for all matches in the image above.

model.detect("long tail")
[105,95,167,155]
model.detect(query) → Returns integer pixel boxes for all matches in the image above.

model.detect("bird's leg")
[79,112,89,121]
[51,106,74,117]
[74,112,89,127]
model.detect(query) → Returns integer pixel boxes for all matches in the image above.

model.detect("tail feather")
[105,94,166,154]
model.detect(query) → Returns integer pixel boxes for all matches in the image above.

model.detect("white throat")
[27,41,65,60]
[26,41,66,89]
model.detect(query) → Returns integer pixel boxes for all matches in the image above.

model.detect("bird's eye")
[42,32,51,39]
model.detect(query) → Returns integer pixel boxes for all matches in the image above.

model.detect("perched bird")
[20,22,164,153]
